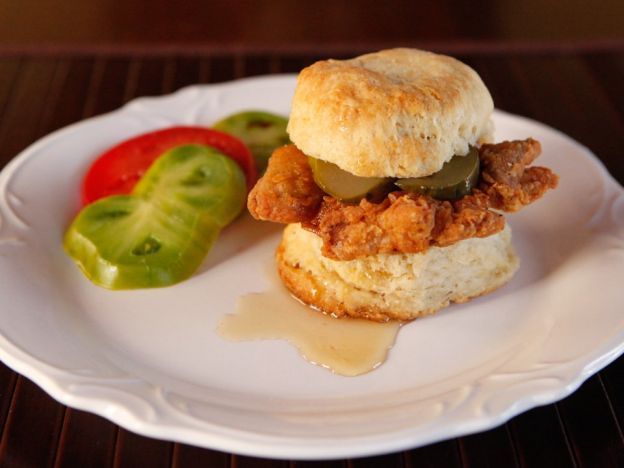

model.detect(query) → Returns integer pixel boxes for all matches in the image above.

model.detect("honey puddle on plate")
[218,279,401,376]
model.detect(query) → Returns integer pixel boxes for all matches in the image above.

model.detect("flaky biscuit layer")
[277,223,518,322]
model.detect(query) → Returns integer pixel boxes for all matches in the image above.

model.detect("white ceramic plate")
[0,75,623,460]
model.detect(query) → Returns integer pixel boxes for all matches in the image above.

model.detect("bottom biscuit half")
[276,223,519,322]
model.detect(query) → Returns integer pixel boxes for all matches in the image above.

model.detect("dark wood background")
[0,1,623,467]
[1,0,623,46]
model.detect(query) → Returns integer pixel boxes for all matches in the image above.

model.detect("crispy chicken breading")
[247,144,325,223]
[302,192,505,259]
[478,138,558,212]
[247,140,558,260]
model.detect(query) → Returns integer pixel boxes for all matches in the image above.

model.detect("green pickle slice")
[395,147,480,200]
[64,144,246,289]
[308,157,392,203]
[213,111,290,173]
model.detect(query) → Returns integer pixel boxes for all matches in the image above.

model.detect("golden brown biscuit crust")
[287,48,494,177]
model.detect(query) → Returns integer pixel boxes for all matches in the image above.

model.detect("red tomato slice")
[81,126,257,205]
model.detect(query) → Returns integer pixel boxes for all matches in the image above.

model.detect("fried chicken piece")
[247,139,557,260]
[479,139,559,211]
[437,192,507,246]
[248,145,324,223]
[303,194,434,259]
[303,192,504,260]
[480,138,541,186]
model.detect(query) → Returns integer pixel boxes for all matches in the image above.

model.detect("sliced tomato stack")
[81,126,257,205]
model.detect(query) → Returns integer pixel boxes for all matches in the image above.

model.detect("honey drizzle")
[218,278,401,376]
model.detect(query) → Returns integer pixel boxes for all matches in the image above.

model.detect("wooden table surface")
[0,44,623,467]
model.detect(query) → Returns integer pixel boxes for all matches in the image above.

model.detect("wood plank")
[0,377,65,468]
[134,58,168,98]
[0,59,21,131]
[507,405,575,467]
[600,358,624,446]
[206,55,235,84]
[87,58,133,116]
[170,57,201,92]
[53,409,118,468]
[508,55,624,181]
[112,429,172,468]
[507,56,582,128]
[348,453,403,468]
[269,53,328,75]
[244,55,273,78]
[230,455,287,468]
[548,55,624,182]
[293,460,345,468]
[457,425,519,468]
[0,58,58,164]
[171,444,228,467]
[404,439,462,467]
[0,364,17,439]
[38,58,95,135]
[557,378,624,467]
[276,56,313,74]
[582,52,624,124]
[468,56,535,118]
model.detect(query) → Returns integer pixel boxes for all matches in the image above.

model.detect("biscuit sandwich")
[248,48,558,322]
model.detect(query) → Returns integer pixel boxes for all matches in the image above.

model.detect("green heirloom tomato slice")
[81,126,257,206]
[213,111,290,173]
[64,144,246,289]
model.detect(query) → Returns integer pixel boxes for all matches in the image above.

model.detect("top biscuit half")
[286,48,494,178]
